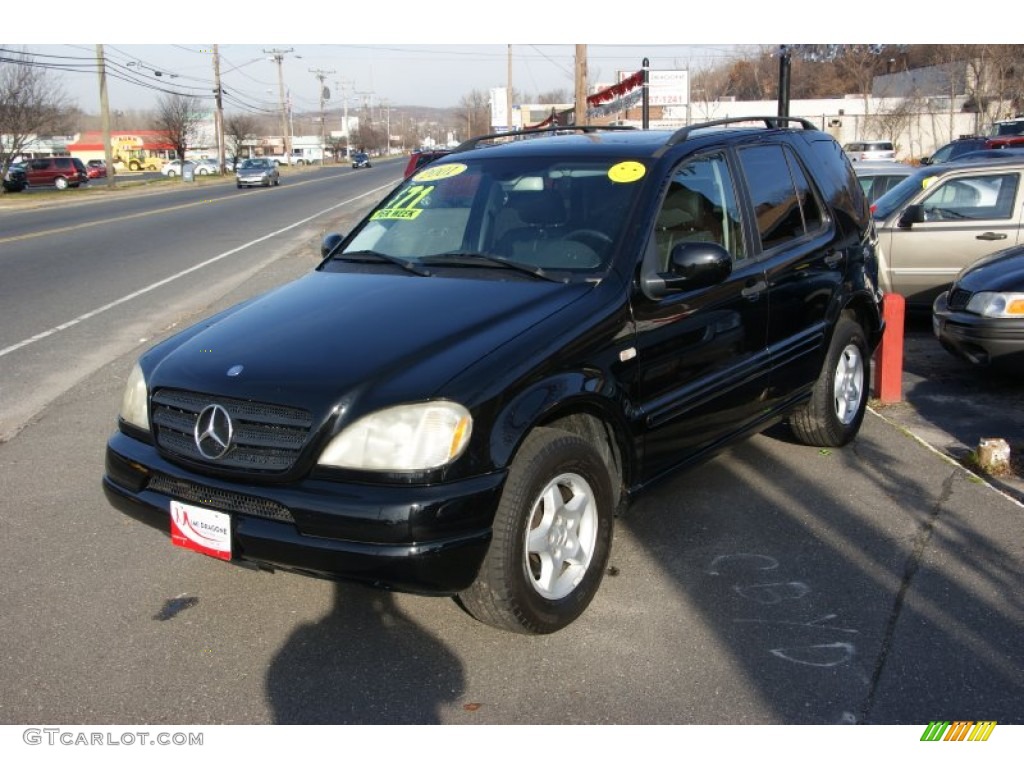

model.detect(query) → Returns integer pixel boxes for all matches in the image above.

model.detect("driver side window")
[652,152,745,270]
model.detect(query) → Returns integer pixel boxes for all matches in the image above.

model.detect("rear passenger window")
[738,144,826,251]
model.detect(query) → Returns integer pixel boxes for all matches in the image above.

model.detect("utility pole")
[95,45,115,188]
[213,45,226,173]
[507,45,514,132]
[264,48,294,157]
[335,78,354,155]
[575,44,588,126]
[310,68,335,164]
[355,90,374,151]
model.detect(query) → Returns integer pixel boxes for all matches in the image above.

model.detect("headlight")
[119,362,150,432]
[318,402,472,471]
[965,291,1024,318]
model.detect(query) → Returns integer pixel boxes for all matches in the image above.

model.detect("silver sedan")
[235,158,280,188]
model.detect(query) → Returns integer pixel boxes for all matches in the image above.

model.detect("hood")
[147,269,591,420]
[956,246,1024,292]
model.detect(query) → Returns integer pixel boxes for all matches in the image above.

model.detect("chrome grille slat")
[152,388,314,473]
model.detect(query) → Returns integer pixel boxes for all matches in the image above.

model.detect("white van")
[843,140,896,162]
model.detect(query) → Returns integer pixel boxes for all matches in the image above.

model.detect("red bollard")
[872,293,905,403]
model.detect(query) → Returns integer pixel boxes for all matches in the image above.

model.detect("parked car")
[351,151,371,169]
[871,156,1024,308]
[162,160,197,178]
[403,148,451,178]
[22,157,89,189]
[853,160,914,203]
[194,158,220,175]
[843,140,896,162]
[103,117,882,635]
[933,245,1024,372]
[948,148,1024,163]
[920,137,988,165]
[2,162,28,193]
[86,159,108,180]
[235,157,280,188]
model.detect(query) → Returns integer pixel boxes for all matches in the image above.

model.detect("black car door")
[734,142,845,405]
[632,150,770,484]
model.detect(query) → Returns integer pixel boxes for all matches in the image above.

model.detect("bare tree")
[455,89,491,141]
[0,50,71,183]
[155,93,203,177]
[223,113,260,160]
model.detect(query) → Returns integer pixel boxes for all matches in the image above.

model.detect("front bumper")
[933,292,1024,368]
[103,430,505,595]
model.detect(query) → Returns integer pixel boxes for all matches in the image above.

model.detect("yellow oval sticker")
[413,163,467,182]
[922,176,938,190]
[608,161,646,183]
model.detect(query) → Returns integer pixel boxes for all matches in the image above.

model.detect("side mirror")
[897,204,925,229]
[661,242,733,293]
[321,232,345,258]
[919,157,932,165]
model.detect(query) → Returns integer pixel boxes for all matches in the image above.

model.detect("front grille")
[948,288,973,311]
[152,389,313,473]
[148,473,295,523]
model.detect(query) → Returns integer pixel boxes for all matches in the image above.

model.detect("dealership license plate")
[170,501,232,561]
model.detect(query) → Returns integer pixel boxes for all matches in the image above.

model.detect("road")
[0,162,399,441]
[0,162,1020,758]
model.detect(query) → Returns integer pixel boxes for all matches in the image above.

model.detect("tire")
[458,427,614,634]
[273,177,280,186]
[236,183,243,189]
[54,176,69,190]
[789,315,870,447]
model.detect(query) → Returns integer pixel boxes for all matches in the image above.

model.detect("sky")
[13,2,977,119]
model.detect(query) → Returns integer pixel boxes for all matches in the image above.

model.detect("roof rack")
[662,116,819,151]
[451,124,638,154]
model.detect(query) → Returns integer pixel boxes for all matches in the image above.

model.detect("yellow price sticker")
[372,208,423,220]
[922,176,938,190]
[413,163,467,182]
[608,161,646,183]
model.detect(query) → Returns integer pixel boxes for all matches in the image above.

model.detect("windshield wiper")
[333,250,433,276]
[422,251,566,283]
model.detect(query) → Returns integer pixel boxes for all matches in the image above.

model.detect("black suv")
[103,117,883,634]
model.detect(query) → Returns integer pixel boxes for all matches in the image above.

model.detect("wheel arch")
[487,376,633,511]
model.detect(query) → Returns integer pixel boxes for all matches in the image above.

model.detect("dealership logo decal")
[194,404,233,459]
[920,721,997,741]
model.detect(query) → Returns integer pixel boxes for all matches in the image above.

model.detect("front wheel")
[789,315,870,447]
[458,427,614,634]
[54,176,69,190]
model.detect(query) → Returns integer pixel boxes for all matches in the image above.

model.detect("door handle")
[824,251,843,268]
[741,279,766,300]
[976,232,1008,241]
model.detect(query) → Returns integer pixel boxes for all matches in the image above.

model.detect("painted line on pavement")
[0,182,394,359]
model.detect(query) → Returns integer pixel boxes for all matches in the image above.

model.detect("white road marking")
[0,183,394,359]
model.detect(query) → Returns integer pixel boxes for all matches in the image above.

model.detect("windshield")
[871,167,941,219]
[336,155,644,276]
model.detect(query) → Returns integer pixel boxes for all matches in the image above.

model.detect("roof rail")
[663,116,819,151]
[451,124,638,154]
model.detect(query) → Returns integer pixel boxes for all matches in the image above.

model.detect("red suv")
[403,148,451,178]
[23,157,89,190]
